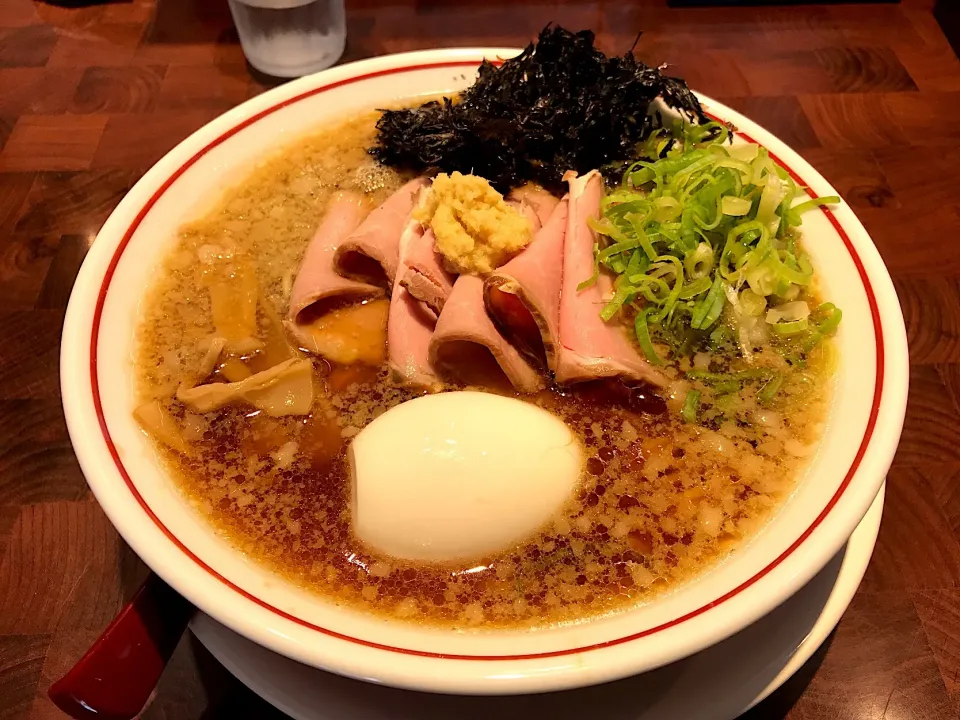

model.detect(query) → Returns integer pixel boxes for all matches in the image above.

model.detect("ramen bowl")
[60,48,908,695]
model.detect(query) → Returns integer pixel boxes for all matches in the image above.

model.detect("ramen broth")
[135,111,832,629]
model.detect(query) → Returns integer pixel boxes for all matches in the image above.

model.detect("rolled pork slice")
[555,170,666,387]
[400,227,456,315]
[286,192,381,350]
[430,275,545,394]
[334,177,428,287]
[484,198,568,371]
[387,216,441,388]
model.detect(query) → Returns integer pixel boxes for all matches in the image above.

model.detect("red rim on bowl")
[89,60,884,661]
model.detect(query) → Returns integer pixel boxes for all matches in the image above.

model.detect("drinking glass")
[227,0,346,78]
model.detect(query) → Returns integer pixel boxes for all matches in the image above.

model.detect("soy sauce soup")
[135,111,832,629]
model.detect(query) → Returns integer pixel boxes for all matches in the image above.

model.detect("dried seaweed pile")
[369,26,708,193]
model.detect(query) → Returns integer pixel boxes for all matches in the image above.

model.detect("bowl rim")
[61,47,909,693]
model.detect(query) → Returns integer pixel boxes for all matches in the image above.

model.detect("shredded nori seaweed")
[369,26,708,193]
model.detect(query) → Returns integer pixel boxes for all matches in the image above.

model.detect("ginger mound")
[415,172,532,275]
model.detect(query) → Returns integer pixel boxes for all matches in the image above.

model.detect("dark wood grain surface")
[0,0,958,717]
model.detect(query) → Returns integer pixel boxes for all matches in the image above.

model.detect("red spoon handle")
[48,572,195,720]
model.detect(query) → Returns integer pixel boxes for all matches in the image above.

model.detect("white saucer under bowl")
[189,482,884,719]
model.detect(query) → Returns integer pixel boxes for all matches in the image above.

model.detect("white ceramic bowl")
[60,48,909,695]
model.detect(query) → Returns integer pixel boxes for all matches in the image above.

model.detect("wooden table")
[1,0,959,717]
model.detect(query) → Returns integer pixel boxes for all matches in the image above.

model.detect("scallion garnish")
[681,390,701,423]
[584,122,843,423]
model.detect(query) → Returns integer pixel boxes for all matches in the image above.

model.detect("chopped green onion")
[577,238,601,291]
[653,196,683,222]
[700,286,727,329]
[598,237,641,262]
[790,196,841,217]
[800,303,843,352]
[714,379,740,394]
[684,242,715,279]
[625,214,659,261]
[691,277,725,330]
[577,271,598,291]
[634,308,664,365]
[745,263,777,296]
[608,254,628,274]
[739,288,767,317]
[679,276,712,299]
[709,324,734,349]
[587,123,841,386]
[770,318,809,335]
[651,255,685,322]
[726,143,759,162]
[756,172,786,235]
[681,390,701,423]
[601,282,635,322]
[815,303,842,334]
[635,275,672,304]
[758,373,785,405]
[721,196,751,216]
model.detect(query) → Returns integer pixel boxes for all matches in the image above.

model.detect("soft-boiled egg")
[350,391,582,562]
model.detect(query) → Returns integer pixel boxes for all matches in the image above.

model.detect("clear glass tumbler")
[227,0,346,78]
